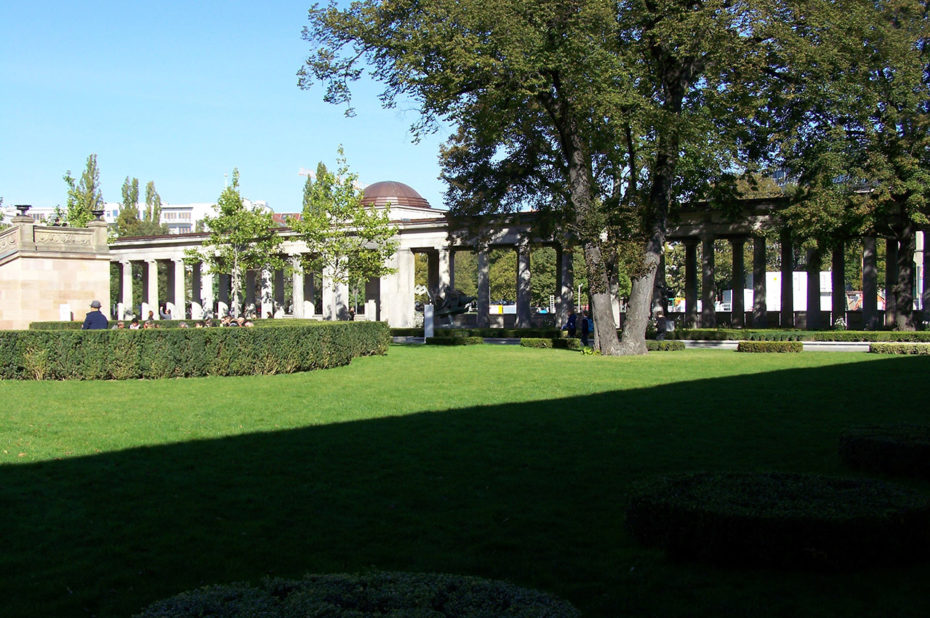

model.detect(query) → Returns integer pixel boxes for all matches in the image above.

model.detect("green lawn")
[1,346,929,617]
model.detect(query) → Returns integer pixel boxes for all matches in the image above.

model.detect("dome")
[361,181,431,209]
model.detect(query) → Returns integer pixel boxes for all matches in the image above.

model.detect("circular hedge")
[626,472,930,570]
[135,571,580,617]
[839,424,930,479]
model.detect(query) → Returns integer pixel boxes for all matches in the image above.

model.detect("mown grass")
[1,346,929,617]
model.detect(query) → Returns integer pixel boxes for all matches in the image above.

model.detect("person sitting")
[129,317,141,330]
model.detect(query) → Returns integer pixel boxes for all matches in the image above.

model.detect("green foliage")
[671,329,930,343]
[63,154,103,227]
[193,169,284,316]
[520,338,553,348]
[840,425,930,480]
[425,336,484,345]
[0,323,388,380]
[116,177,168,237]
[737,341,803,353]
[627,472,930,570]
[289,147,397,293]
[869,343,930,355]
[135,571,579,618]
[646,340,685,352]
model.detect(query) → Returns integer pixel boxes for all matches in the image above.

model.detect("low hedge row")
[840,425,930,480]
[671,329,930,342]
[0,322,389,380]
[869,343,930,355]
[134,571,580,617]
[647,340,686,351]
[519,337,584,350]
[626,472,930,570]
[424,336,485,346]
[737,341,803,353]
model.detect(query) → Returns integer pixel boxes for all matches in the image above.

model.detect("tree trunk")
[894,221,916,330]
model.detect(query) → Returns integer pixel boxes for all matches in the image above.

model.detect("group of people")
[562,309,593,346]
[82,300,255,330]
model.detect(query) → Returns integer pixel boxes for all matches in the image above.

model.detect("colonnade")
[113,256,351,321]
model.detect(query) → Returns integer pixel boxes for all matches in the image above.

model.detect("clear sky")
[0,1,448,213]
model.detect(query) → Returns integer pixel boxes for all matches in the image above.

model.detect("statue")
[429,287,475,325]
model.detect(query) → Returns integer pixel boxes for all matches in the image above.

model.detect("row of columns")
[674,231,929,329]
[115,257,351,321]
[420,242,577,329]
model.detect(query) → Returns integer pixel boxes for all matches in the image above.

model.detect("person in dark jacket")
[81,300,109,330]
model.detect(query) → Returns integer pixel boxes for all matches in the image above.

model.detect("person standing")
[81,300,109,330]
[562,309,578,338]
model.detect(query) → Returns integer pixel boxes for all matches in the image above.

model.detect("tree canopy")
[301,0,801,353]
[116,178,169,237]
[289,148,397,291]
[194,169,284,317]
[63,154,103,227]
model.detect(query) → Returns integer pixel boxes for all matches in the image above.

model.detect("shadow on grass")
[2,356,930,617]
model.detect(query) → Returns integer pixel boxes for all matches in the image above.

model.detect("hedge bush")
[390,327,424,337]
[839,425,930,480]
[0,322,389,380]
[670,329,930,342]
[626,471,930,570]
[737,341,803,353]
[424,336,485,346]
[435,327,562,339]
[869,343,930,355]
[646,340,686,351]
[134,571,580,618]
[520,337,584,350]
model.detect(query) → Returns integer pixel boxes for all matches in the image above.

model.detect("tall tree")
[63,154,103,227]
[145,181,162,225]
[116,177,141,236]
[772,0,929,330]
[289,148,397,293]
[194,169,284,316]
[301,0,790,354]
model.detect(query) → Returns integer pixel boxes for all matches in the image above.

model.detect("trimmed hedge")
[520,337,584,350]
[435,327,562,339]
[869,343,930,355]
[424,336,485,345]
[0,322,389,380]
[646,340,686,351]
[671,328,930,342]
[134,571,580,617]
[840,425,930,480]
[626,472,930,570]
[737,340,803,353]
[390,327,424,337]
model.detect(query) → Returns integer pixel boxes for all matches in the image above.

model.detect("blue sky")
[0,1,448,213]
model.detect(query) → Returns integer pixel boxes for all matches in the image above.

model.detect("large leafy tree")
[195,169,284,316]
[63,154,103,227]
[301,0,790,354]
[289,148,397,292]
[772,0,929,330]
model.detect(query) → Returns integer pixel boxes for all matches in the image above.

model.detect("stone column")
[684,239,698,327]
[730,238,745,328]
[322,267,335,320]
[173,259,186,319]
[380,249,415,326]
[920,230,930,321]
[885,237,898,327]
[145,259,159,320]
[477,246,490,328]
[831,242,846,327]
[120,260,133,317]
[291,256,305,318]
[752,235,767,327]
[862,236,878,329]
[557,246,574,327]
[261,268,273,318]
[806,246,822,330]
[516,237,532,328]
[438,247,452,296]
[274,268,285,314]
[780,229,794,327]
[701,235,716,328]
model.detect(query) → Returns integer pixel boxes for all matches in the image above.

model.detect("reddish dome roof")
[361,181,431,209]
